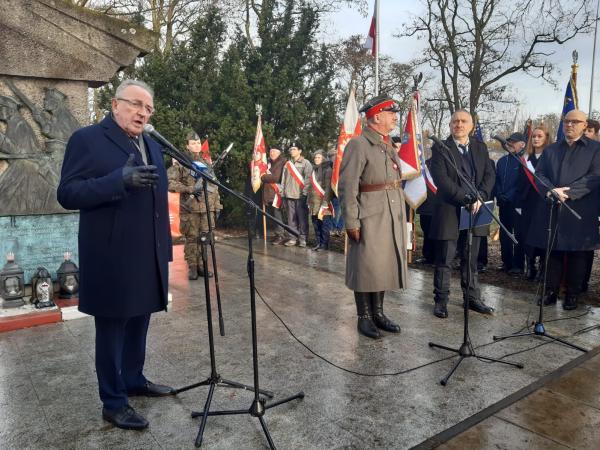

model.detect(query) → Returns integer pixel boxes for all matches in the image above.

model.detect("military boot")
[354,292,381,339]
[371,292,401,333]
[188,265,199,280]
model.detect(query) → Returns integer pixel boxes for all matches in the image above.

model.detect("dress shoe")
[508,267,524,276]
[466,299,494,315]
[537,292,557,306]
[271,236,285,245]
[477,264,487,273]
[563,295,578,311]
[284,239,297,247]
[127,381,176,397]
[198,267,213,278]
[188,265,199,280]
[102,405,148,430]
[496,264,508,272]
[433,301,448,318]
[371,292,401,333]
[298,239,307,248]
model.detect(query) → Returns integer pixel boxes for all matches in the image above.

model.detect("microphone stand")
[492,140,587,353]
[427,136,524,386]
[153,136,304,449]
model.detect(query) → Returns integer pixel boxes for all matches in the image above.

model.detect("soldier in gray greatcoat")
[338,94,408,339]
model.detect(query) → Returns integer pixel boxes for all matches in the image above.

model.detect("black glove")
[192,179,204,196]
[122,154,158,189]
[462,192,476,206]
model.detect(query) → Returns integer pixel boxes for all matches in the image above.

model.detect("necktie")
[458,144,468,155]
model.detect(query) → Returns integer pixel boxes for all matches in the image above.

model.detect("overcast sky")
[322,0,600,121]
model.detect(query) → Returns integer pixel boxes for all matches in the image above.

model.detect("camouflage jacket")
[167,154,222,214]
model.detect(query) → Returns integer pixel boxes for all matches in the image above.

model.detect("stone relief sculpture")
[0,81,79,216]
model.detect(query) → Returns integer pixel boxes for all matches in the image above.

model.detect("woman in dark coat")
[518,125,551,280]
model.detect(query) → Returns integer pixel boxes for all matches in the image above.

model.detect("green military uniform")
[167,153,222,277]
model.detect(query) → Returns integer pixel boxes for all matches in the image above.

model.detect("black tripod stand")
[146,126,304,448]
[491,139,586,352]
[428,136,524,386]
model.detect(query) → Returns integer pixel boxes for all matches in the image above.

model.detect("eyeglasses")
[116,97,155,116]
[563,119,585,126]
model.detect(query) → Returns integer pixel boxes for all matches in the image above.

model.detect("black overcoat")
[527,137,600,251]
[57,115,172,318]
[429,136,495,240]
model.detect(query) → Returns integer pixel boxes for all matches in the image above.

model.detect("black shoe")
[466,300,494,315]
[311,244,321,251]
[563,295,578,310]
[315,246,328,252]
[188,265,198,280]
[508,267,524,276]
[496,264,508,272]
[433,301,448,318]
[478,264,487,274]
[198,267,213,278]
[102,405,148,430]
[537,292,557,306]
[371,292,400,333]
[127,381,176,397]
[415,257,427,264]
[354,292,381,339]
[527,268,537,281]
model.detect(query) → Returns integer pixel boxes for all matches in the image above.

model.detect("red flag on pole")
[201,138,212,164]
[250,115,267,193]
[363,1,377,56]
[331,89,361,197]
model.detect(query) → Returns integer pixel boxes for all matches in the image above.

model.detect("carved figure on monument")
[0,94,59,215]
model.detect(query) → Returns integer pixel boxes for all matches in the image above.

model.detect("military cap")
[288,141,302,151]
[359,93,401,118]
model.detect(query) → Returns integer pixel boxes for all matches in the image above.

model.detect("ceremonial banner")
[272,183,283,208]
[398,92,422,180]
[474,114,484,142]
[331,89,361,196]
[557,62,579,142]
[250,116,267,193]
[201,138,212,164]
[402,90,436,209]
[363,1,377,56]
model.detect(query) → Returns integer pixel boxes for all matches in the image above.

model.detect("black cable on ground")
[255,287,598,378]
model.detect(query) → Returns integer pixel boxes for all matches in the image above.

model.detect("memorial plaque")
[0,213,79,282]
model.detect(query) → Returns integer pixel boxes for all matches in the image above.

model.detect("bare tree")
[401,0,595,115]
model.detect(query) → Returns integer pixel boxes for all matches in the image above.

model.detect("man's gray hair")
[115,79,154,99]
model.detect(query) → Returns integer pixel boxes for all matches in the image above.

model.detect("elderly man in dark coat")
[58,79,174,430]
[429,109,495,319]
[527,109,600,310]
[339,94,408,339]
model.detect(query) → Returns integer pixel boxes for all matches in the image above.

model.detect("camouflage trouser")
[180,212,216,267]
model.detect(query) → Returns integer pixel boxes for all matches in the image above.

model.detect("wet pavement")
[0,237,599,449]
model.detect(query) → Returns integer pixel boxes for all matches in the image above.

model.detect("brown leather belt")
[359,180,402,192]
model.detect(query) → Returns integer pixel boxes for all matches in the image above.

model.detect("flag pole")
[590,0,599,115]
[375,0,380,95]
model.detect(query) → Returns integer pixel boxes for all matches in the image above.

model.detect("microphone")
[213,143,233,167]
[143,124,179,154]
[492,135,509,147]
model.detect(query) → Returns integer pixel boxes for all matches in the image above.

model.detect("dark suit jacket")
[57,114,172,318]
[429,136,495,240]
[527,137,600,251]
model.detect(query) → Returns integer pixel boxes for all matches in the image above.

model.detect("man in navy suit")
[58,79,174,430]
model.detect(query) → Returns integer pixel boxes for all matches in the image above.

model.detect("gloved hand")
[192,179,204,196]
[346,228,360,242]
[122,154,158,189]
[462,192,476,206]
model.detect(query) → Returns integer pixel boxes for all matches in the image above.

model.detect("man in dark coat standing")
[339,93,407,339]
[58,79,174,430]
[261,146,287,244]
[429,109,495,319]
[527,109,600,310]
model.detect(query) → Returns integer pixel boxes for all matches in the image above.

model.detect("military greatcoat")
[338,127,408,292]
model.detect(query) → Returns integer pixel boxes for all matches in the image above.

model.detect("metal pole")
[375,0,380,95]
[589,0,600,115]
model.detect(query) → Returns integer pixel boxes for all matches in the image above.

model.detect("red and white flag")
[363,1,377,56]
[331,89,362,196]
[250,116,267,193]
[272,183,283,209]
[201,138,212,164]
[401,91,437,209]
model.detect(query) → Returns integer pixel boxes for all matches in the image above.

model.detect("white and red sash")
[285,160,305,189]
[520,155,539,193]
[271,183,282,209]
[311,172,334,219]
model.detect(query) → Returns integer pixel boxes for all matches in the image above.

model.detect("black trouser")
[434,236,481,304]
[95,314,151,410]
[311,215,332,248]
[546,250,588,297]
[419,214,435,263]
[457,231,487,266]
[583,250,595,289]
[498,201,524,270]
[266,204,285,237]
[284,197,308,240]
